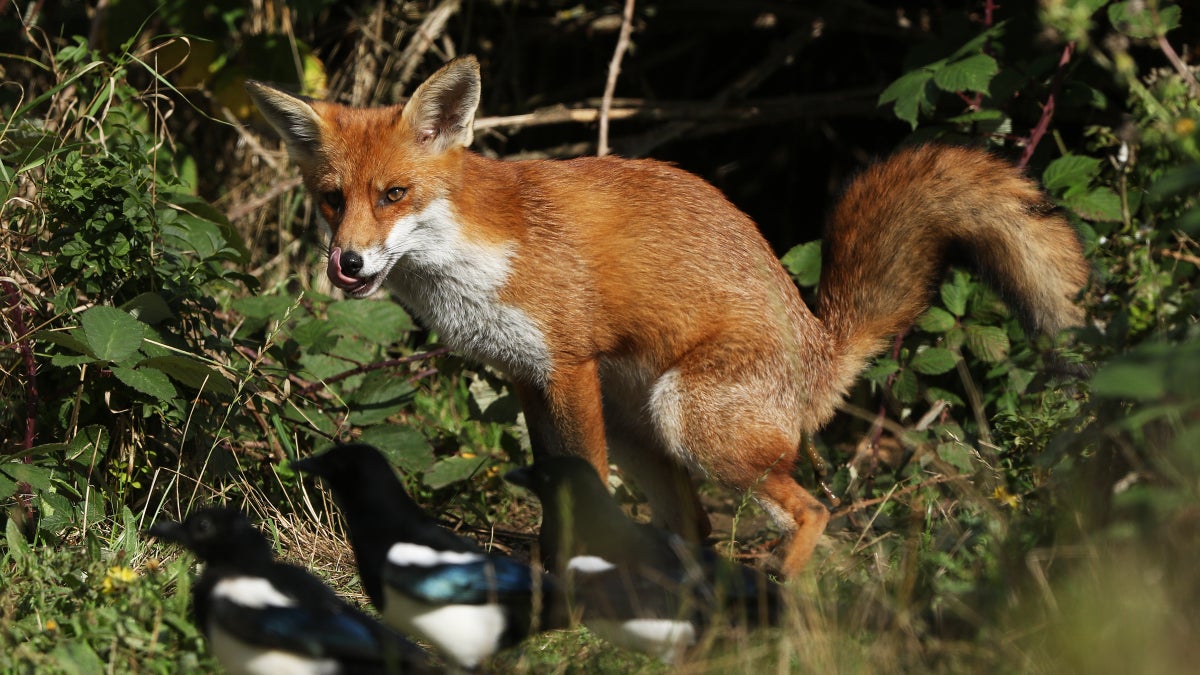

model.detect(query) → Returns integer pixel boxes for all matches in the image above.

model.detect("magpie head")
[291,443,393,488]
[147,507,272,565]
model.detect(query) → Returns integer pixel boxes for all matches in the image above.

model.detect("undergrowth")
[3,1,1200,672]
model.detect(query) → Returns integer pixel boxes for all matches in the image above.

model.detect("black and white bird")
[292,443,561,670]
[146,506,432,675]
[505,456,781,663]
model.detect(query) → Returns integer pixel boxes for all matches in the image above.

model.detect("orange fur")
[247,57,1089,576]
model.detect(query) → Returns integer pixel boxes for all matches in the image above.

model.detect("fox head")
[245,57,482,296]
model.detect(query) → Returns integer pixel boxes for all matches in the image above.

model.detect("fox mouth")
[327,248,384,297]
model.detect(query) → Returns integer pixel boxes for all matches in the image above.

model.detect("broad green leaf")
[780,240,822,288]
[3,462,54,491]
[940,272,971,317]
[348,371,415,425]
[1064,187,1124,222]
[879,68,936,129]
[937,442,975,473]
[863,359,901,384]
[423,454,489,489]
[933,53,998,94]
[328,300,416,342]
[917,307,958,333]
[111,365,178,401]
[892,368,920,403]
[68,425,110,462]
[33,328,96,359]
[910,347,958,375]
[49,640,105,675]
[1042,154,1101,193]
[5,516,31,566]
[138,356,236,396]
[358,426,435,474]
[964,323,1010,362]
[80,306,144,362]
[291,317,338,352]
[122,292,175,324]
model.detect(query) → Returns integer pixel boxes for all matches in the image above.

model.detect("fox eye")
[322,191,344,211]
[384,187,407,203]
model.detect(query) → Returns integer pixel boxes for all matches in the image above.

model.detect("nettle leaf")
[917,307,958,333]
[964,323,1010,362]
[780,240,822,288]
[879,67,937,129]
[2,462,54,491]
[80,306,145,362]
[34,328,97,360]
[291,317,338,352]
[933,53,998,94]
[1043,154,1101,193]
[358,426,435,474]
[423,454,489,489]
[111,364,178,401]
[122,292,175,325]
[910,347,958,375]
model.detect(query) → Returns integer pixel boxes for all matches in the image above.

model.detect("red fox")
[247,56,1088,576]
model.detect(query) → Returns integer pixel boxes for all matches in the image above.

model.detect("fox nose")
[340,250,364,276]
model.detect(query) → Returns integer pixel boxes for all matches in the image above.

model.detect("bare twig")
[1156,33,1200,99]
[1018,41,1074,169]
[832,474,965,519]
[227,176,304,222]
[598,0,637,157]
[395,0,461,96]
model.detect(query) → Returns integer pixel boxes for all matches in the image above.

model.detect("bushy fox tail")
[816,144,1089,392]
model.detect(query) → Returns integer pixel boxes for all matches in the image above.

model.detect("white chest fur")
[380,198,552,385]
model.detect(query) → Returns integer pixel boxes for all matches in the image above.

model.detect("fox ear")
[245,81,325,162]
[402,56,481,153]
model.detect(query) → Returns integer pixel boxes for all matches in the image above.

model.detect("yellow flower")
[101,565,138,594]
[991,486,1020,509]
[460,451,476,459]
[1176,117,1197,136]
[45,619,58,632]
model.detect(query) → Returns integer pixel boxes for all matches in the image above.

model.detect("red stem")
[1019,41,1075,169]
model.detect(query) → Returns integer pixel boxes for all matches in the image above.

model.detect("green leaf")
[2,462,54,491]
[910,347,958,375]
[122,292,175,324]
[878,68,936,129]
[358,426,435,474]
[964,324,1010,362]
[6,516,31,566]
[1042,154,1101,193]
[1108,2,1181,39]
[933,53,998,94]
[348,372,415,425]
[68,425,110,462]
[940,272,971,317]
[892,368,920,403]
[917,307,958,333]
[936,442,975,473]
[111,365,178,401]
[779,240,822,288]
[80,306,145,362]
[863,359,900,384]
[138,356,236,396]
[328,300,416,342]
[290,318,338,352]
[1064,187,1124,222]
[33,328,96,359]
[423,454,489,489]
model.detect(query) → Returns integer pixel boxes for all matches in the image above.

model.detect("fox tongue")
[326,248,362,288]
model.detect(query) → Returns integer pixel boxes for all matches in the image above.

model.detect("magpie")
[292,443,561,670]
[146,506,433,675]
[505,456,781,663]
